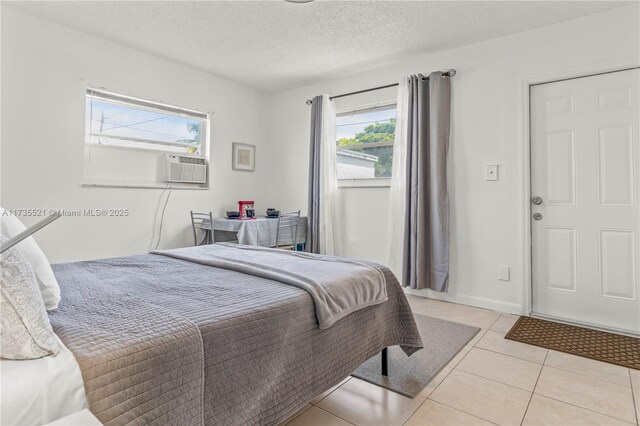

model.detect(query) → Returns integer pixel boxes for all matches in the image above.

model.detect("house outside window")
[336,104,396,184]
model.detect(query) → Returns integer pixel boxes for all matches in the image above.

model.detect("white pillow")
[0,208,60,310]
[0,235,60,359]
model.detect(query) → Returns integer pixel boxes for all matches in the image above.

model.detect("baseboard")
[403,288,524,315]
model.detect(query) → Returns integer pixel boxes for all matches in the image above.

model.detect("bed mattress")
[48,250,422,425]
[0,335,87,425]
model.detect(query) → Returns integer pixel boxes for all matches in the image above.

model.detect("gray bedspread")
[153,243,388,330]
[49,249,423,426]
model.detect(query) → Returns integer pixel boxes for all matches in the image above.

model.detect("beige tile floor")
[284,295,640,426]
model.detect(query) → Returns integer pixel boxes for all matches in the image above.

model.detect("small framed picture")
[232,142,256,171]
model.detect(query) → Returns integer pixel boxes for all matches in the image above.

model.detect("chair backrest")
[275,210,301,248]
[190,211,213,246]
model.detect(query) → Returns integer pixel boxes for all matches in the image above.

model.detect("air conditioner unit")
[163,154,207,184]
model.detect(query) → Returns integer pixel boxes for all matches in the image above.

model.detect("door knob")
[532,196,543,205]
[533,213,543,221]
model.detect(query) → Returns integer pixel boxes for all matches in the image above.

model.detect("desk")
[210,216,307,248]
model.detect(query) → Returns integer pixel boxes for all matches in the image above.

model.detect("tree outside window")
[336,106,396,179]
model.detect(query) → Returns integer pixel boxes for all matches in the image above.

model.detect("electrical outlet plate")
[485,165,499,181]
[498,265,510,281]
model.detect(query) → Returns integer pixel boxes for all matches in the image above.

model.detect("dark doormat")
[351,314,480,398]
[506,316,640,370]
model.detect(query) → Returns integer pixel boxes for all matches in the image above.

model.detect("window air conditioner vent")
[163,154,207,184]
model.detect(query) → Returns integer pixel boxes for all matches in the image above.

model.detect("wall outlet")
[498,265,510,281]
[485,164,499,181]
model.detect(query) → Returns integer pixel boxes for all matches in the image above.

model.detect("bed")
[9,244,423,425]
[0,335,88,425]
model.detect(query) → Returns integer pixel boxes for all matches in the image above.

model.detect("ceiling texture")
[3,0,634,92]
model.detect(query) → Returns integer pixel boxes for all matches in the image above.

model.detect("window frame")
[85,88,209,157]
[336,102,396,187]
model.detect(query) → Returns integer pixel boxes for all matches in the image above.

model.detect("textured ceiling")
[3,1,633,92]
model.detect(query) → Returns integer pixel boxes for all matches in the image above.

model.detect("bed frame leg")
[381,347,388,376]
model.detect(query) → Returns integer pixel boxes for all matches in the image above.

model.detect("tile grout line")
[309,377,351,406]
[471,328,489,347]
[455,349,543,393]
[403,338,479,426]
[540,346,634,387]
[402,356,463,425]
[477,332,632,387]
[528,393,639,425]
[536,366,639,423]
[425,355,634,426]
[472,344,545,365]
[314,405,356,426]
[435,341,540,423]
[315,378,425,426]
[412,349,505,425]
[450,368,536,394]
[420,398,501,426]
[486,312,504,331]
[399,394,428,426]
[533,366,637,424]
[285,376,353,424]
[417,315,500,331]
[630,370,640,426]
[471,346,540,365]
[401,401,425,426]
[314,405,357,425]
[312,313,495,426]
[542,364,635,391]
[281,404,312,425]
[408,297,506,324]
[411,300,638,425]
[433,306,635,423]
[542,363,633,388]
[520,348,548,425]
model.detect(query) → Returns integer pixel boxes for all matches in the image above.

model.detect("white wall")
[2,5,638,313]
[268,5,640,313]
[1,7,274,263]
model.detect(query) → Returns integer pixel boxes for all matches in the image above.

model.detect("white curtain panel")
[319,95,343,256]
[387,79,409,280]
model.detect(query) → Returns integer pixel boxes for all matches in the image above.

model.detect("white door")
[531,68,640,334]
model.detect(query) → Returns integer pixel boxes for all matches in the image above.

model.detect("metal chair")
[190,211,213,246]
[273,211,301,250]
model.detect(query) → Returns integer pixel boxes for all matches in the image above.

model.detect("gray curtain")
[307,95,323,254]
[402,72,452,291]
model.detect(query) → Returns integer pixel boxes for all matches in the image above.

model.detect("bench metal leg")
[381,347,388,376]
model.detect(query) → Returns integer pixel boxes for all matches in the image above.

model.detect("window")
[336,104,396,181]
[85,88,208,156]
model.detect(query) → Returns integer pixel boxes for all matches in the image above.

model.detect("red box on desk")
[238,200,255,219]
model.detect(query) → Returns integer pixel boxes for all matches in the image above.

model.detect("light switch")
[498,265,510,281]
[485,165,499,181]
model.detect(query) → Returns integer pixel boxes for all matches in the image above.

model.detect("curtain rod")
[305,69,456,105]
